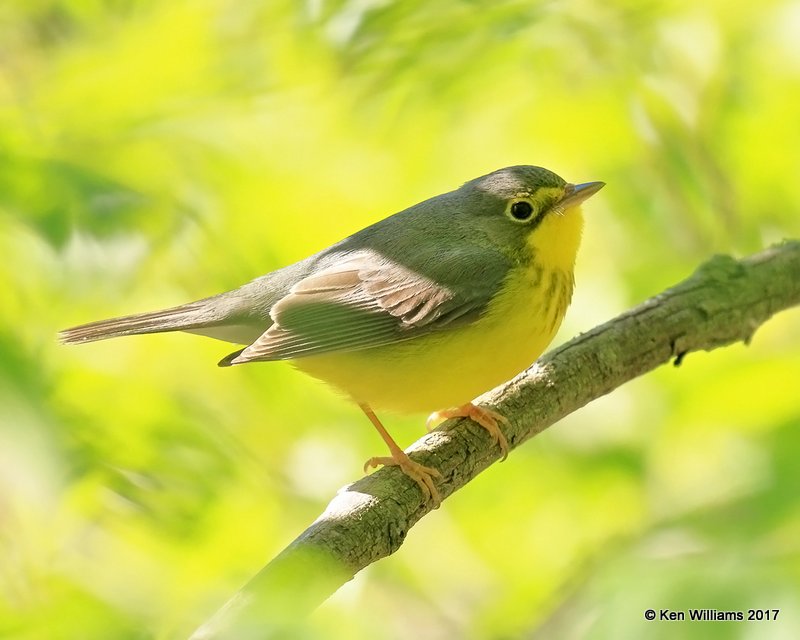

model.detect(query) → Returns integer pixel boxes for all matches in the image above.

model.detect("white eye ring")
[506,198,536,223]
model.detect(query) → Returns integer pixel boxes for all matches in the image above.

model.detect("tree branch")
[191,241,800,639]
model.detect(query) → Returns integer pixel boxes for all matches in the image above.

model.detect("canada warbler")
[61,166,604,504]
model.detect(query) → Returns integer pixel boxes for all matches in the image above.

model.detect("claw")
[428,403,510,461]
[364,453,442,505]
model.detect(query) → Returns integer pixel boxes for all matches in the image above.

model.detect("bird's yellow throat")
[525,190,585,273]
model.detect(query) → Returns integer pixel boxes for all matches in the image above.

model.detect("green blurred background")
[2,1,800,638]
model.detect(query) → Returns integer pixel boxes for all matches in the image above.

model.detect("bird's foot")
[427,403,510,461]
[364,452,442,505]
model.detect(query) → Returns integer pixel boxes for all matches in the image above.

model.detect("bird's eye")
[509,200,534,221]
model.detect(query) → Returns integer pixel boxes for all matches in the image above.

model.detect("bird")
[60,165,604,504]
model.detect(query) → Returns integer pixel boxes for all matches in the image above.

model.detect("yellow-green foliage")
[1,1,799,638]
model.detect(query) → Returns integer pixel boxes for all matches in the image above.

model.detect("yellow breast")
[294,205,585,413]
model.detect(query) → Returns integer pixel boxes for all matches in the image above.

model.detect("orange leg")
[427,403,510,461]
[359,403,442,505]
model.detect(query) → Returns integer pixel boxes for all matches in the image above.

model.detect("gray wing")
[226,248,509,364]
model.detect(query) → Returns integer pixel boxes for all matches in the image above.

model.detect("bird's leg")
[359,403,442,505]
[427,403,510,461]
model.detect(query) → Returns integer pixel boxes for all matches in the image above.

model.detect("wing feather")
[227,248,508,363]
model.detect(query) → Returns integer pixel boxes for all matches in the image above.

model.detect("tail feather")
[59,300,214,344]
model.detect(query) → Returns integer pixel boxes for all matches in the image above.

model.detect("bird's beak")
[558,181,605,208]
